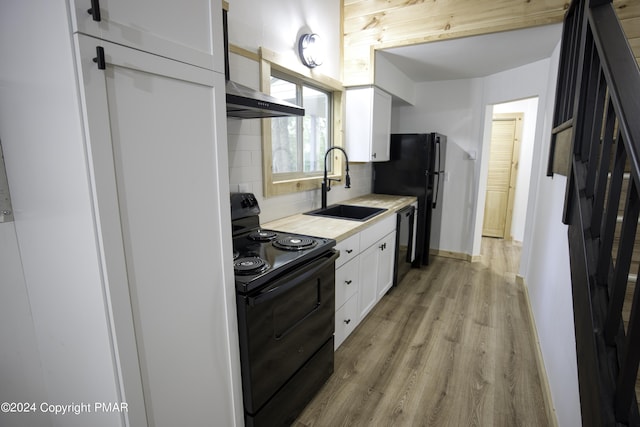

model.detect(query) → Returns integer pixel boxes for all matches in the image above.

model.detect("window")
[270,74,331,178]
[259,49,344,198]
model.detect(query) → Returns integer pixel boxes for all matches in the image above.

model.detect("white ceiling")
[378,24,563,82]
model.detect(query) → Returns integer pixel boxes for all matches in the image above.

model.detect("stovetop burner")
[248,230,278,241]
[234,256,270,275]
[231,192,336,293]
[273,236,317,251]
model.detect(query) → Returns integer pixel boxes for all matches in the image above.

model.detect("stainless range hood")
[223,10,304,119]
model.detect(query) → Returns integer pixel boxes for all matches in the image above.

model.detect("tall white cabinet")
[0,2,240,427]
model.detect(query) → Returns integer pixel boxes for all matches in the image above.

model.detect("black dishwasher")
[394,203,417,286]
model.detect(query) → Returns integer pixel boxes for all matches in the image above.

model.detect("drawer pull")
[344,319,351,325]
[346,249,353,254]
[345,280,352,285]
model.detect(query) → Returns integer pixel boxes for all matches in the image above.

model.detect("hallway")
[295,238,551,426]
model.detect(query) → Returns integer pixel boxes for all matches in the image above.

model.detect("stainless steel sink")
[304,204,387,221]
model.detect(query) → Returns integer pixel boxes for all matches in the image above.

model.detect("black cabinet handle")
[346,249,353,254]
[344,319,351,325]
[87,0,101,21]
[345,280,352,285]
[372,153,377,159]
[93,46,105,70]
[379,243,387,250]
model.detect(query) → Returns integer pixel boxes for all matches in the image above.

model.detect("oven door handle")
[247,250,339,307]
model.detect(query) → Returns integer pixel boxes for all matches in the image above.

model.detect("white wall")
[226,0,373,223]
[374,52,416,105]
[0,3,124,426]
[392,77,485,254]
[227,0,341,82]
[520,43,581,427]
[0,223,51,427]
[392,58,555,256]
[492,97,539,242]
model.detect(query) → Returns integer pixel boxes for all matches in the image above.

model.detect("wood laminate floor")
[295,237,550,427]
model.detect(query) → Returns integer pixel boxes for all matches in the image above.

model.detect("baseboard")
[518,275,559,427]
[430,248,475,262]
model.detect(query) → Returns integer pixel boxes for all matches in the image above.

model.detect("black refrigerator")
[373,133,446,266]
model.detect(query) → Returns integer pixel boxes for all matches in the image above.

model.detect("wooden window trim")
[257,48,345,197]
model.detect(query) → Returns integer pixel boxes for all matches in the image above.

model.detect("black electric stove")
[231,193,336,293]
[231,192,338,427]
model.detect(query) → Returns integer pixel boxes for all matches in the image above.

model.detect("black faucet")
[322,147,351,209]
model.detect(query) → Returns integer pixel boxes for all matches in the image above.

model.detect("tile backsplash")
[227,118,372,223]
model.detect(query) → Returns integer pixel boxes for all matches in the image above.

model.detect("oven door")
[236,250,338,418]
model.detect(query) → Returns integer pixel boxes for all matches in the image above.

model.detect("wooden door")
[482,113,523,239]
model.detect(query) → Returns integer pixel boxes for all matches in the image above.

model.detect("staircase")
[549,0,640,425]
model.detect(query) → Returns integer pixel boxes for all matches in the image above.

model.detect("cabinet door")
[345,87,373,162]
[335,294,359,350]
[358,242,379,320]
[75,34,235,427]
[346,86,391,162]
[371,88,392,161]
[70,0,223,72]
[377,231,397,299]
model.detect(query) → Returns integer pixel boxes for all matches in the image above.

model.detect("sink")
[304,204,387,221]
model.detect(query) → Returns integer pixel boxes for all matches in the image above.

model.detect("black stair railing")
[550,0,640,425]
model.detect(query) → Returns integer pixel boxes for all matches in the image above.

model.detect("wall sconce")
[298,33,322,68]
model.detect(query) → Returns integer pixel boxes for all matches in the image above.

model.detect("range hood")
[223,10,304,119]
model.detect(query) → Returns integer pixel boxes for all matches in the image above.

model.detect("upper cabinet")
[345,86,392,162]
[69,0,224,72]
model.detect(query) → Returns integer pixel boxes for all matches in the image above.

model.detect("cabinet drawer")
[334,294,359,350]
[360,214,396,250]
[335,257,359,309]
[335,233,360,268]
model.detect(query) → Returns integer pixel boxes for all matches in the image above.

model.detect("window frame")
[260,48,345,198]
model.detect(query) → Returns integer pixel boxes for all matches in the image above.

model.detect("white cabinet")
[69,0,224,72]
[334,234,360,349]
[358,243,379,320]
[335,233,360,269]
[335,294,359,349]
[345,86,392,162]
[358,215,396,320]
[74,33,236,426]
[334,258,360,349]
[3,3,238,426]
[333,214,397,349]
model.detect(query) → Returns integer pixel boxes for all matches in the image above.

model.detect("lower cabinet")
[334,214,397,349]
[358,228,396,320]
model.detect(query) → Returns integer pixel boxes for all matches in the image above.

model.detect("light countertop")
[262,194,417,242]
